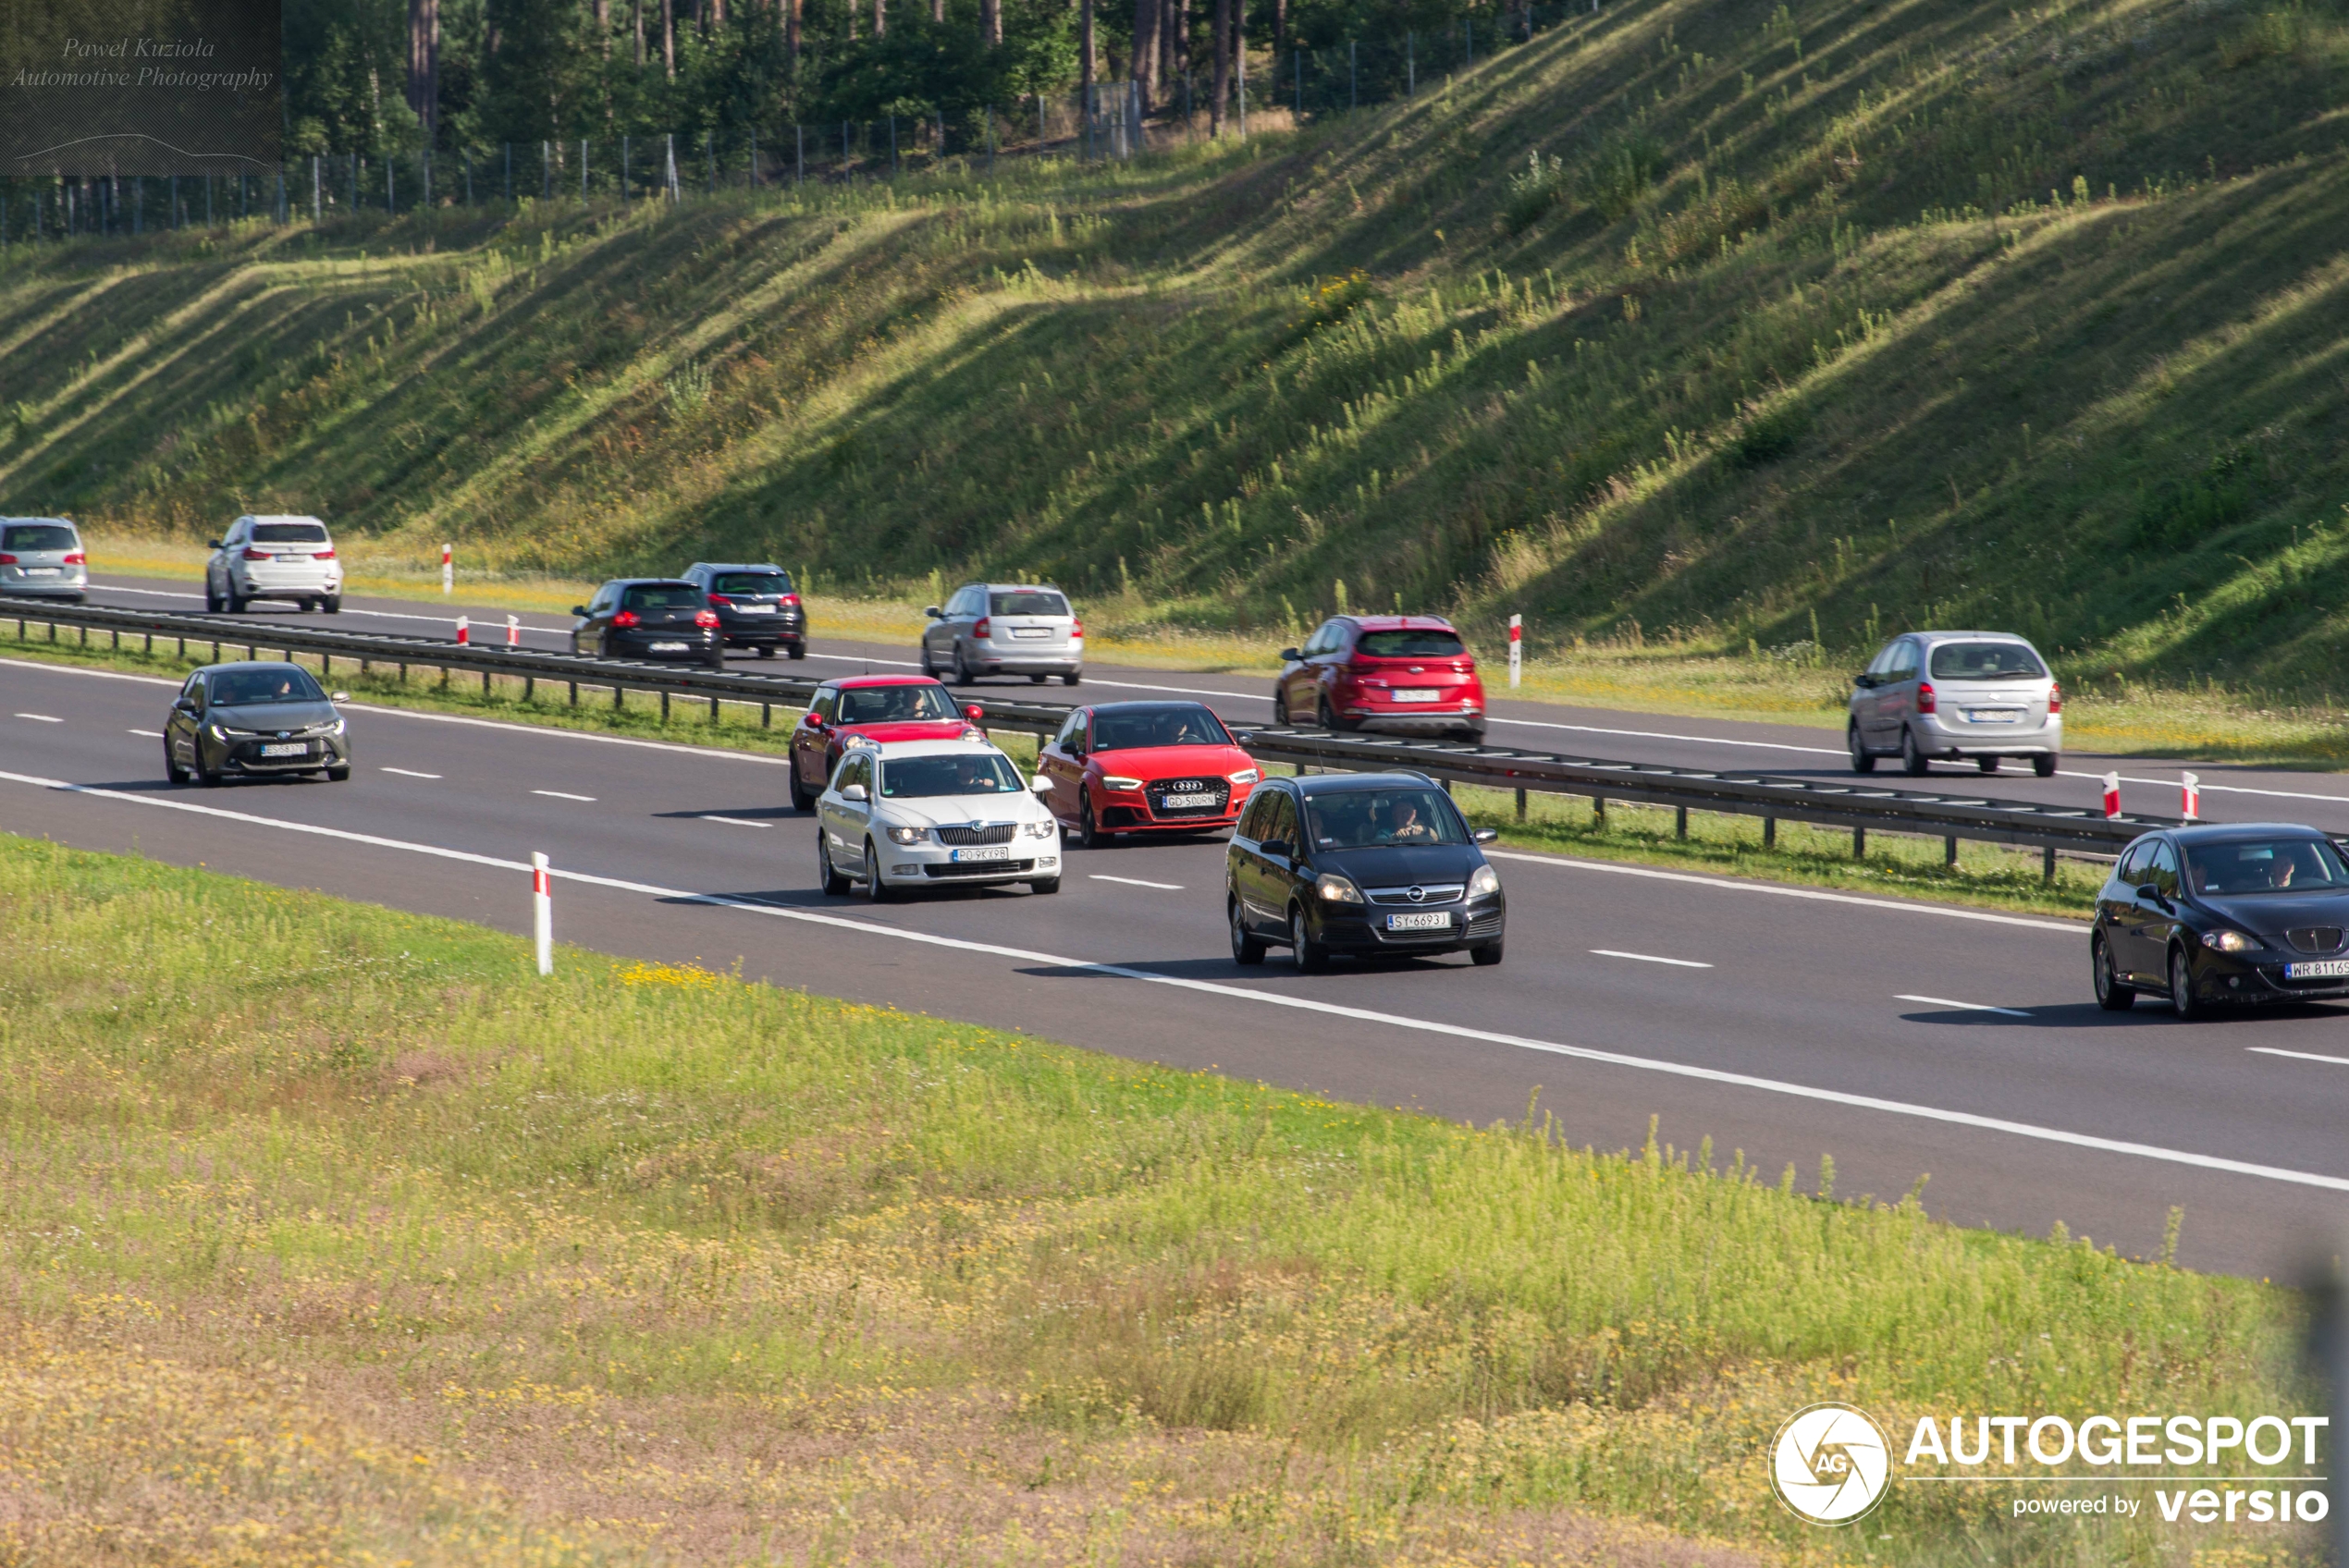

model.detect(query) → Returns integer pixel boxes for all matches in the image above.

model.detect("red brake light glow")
[62,552,85,565]
[0,555,14,565]
[1072,619,1084,638]
[694,609,720,628]
[781,594,800,607]
[610,610,640,628]
[312,549,334,560]
[974,617,991,640]
[2048,681,2062,715]
[707,594,730,606]
[1916,681,1937,715]
[241,547,269,560]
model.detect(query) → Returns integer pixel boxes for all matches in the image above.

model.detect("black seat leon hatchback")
[1225,771,1505,971]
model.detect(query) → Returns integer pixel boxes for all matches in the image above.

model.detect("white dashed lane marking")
[698,815,771,828]
[127,728,163,738]
[2247,1047,2349,1067]
[1897,994,2034,1018]
[1592,949,1714,969]
[12,713,60,723]
[532,790,596,802]
[380,767,443,779]
[1089,875,1184,889]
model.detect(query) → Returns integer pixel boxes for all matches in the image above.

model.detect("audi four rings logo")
[1769,1403,1892,1525]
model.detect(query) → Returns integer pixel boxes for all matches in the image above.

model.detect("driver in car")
[957,755,1003,792]
[1380,798,1439,844]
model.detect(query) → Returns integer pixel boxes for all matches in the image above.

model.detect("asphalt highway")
[78,573,2349,833]
[5,649,2347,1280]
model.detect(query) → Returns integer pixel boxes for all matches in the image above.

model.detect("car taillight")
[0,555,14,566]
[707,594,731,607]
[1916,681,1937,715]
[694,609,720,628]
[2048,681,2061,715]
[1072,619,1084,638]
[62,552,85,565]
[312,549,334,560]
[611,610,640,628]
[974,617,991,640]
[781,594,800,607]
[241,547,269,560]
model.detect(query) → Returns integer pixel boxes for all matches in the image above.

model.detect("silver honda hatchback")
[0,518,88,601]
[1849,631,2061,777]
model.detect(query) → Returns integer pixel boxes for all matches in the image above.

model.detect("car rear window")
[2183,838,2349,895]
[1354,629,1466,659]
[1928,642,2046,680]
[1304,787,1470,848]
[990,590,1069,618]
[251,521,329,545]
[837,683,956,723]
[712,571,792,596]
[1091,706,1231,751]
[2,523,77,552]
[621,584,703,610]
[879,753,1023,798]
[210,667,326,705]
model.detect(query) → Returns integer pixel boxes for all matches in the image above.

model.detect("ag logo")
[1767,1402,1891,1525]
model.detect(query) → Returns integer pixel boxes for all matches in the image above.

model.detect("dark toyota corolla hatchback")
[1226,772,1506,970]
[2094,823,2349,1018]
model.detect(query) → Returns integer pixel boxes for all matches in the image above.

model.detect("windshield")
[621,584,703,610]
[1356,629,1466,659]
[1304,787,1470,849]
[990,590,1068,618]
[879,753,1023,798]
[2183,839,2349,896]
[1928,642,2047,680]
[712,571,791,596]
[210,667,327,705]
[1091,706,1231,751]
[251,521,329,545]
[837,683,957,724]
[2,523,76,552]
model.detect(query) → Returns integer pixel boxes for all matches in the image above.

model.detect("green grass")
[8,0,2349,717]
[0,834,2319,1564]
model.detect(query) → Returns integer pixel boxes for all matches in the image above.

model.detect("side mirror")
[925,605,944,619]
[1260,838,1293,860]
[965,704,986,725]
[206,539,222,549]
[171,696,195,713]
[330,691,350,703]
[1852,672,1876,689]
[805,713,827,729]
[1030,775,1054,794]
[840,782,868,802]
[571,605,589,617]
[1473,827,1500,844]
[1278,648,1301,663]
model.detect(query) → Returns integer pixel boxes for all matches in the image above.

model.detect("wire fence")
[0,2,1600,242]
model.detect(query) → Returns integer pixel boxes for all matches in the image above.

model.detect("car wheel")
[226,594,247,615]
[298,597,317,613]
[789,764,816,813]
[2033,753,2059,778]
[2169,946,2207,1021]
[818,829,851,895]
[1848,724,1876,775]
[1028,876,1061,894]
[322,595,341,614]
[1319,696,1351,732]
[1062,670,1080,686]
[918,644,937,677]
[864,840,896,903]
[193,752,221,788]
[952,647,974,686]
[1230,900,1266,964]
[1976,755,2000,774]
[325,765,351,782]
[2093,932,2134,1011]
[1273,687,1293,726]
[1290,907,1329,973]
[787,643,806,661]
[1077,791,1106,851]
[1900,727,1931,776]
[1470,940,1505,967]
[203,583,223,614]
[165,747,188,786]
[1029,673,1046,684]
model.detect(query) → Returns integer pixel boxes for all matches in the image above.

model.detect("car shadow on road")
[1897,999,2349,1027]
[652,807,802,823]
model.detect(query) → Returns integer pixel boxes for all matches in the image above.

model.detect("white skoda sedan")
[817,739,1062,900]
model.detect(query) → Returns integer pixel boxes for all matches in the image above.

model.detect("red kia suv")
[1272,616,1486,740]
[788,675,986,811]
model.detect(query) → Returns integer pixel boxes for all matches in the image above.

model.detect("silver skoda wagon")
[1849,631,2061,777]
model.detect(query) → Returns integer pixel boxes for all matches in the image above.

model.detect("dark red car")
[788,675,986,810]
[1036,701,1261,849]
[1273,615,1487,740]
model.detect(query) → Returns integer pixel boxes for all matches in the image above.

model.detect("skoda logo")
[1767,1403,1890,1525]
[1407,886,1427,902]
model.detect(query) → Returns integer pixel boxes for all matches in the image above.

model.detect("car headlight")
[1022,818,1056,839]
[1228,767,1261,784]
[308,717,347,738]
[1099,775,1144,790]
[1315,872,1365,904]
[885,825,927,846]
[1469,864,1502,898]
[2201,928,2257,953]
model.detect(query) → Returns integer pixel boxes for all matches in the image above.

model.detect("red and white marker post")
[2102,771,2121,819]
[532,851,552,975]
[506,615,521,648]
[2182,772,2200,822]
[1507,613,1522,690]
[441,542,453,595]
[455,615,470,645]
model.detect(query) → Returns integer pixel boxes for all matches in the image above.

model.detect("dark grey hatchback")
[164,662,351,786]
[2093,823,2349,1018]
[569,579,724,668]
[1227,773,1505,970]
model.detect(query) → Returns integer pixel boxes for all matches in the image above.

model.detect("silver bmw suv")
[1849,631,2061,777]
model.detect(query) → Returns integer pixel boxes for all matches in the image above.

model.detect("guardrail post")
[660,691,670,723]
[1514,787,1526,822]
[1763,816,1776,849]
[762,702,771,729]
[708,694,719,724]
[1853,826,1866,856]
[1676,806,1688,839]
[1944,836,1958,866]
[1593,796,1606,827]
[569,681,578,706]
[2043,846,2057,881]
[612,683,623,711]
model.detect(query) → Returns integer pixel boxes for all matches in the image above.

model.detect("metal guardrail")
[10,599,2176,867]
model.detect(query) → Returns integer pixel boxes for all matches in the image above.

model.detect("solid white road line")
[1592,949,1714,968]
[89,582,571,636]
[1090,874,1184,889]
[1490,851,2085,934]
[2246,1047,2349,1067]
[13,713,60,722]
[380,766,442,779]
[533,789,596,802]
[6,762,2345,1195]
[698,815,771,828]
[1897,994,2035,1018]
[126,728,163,738]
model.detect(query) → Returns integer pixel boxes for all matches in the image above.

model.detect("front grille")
[935,823,1016,847]
[1466,914,1505,939]
[2287,927,2346,955]
[1366,884,1466,907]
[1147,778,1231,817]
[922,858,1036,878]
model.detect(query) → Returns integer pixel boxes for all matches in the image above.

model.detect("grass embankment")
[0,835,2318,1564]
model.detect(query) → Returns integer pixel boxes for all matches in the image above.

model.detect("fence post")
[1508,613,1521,687]
[532,852,553,975]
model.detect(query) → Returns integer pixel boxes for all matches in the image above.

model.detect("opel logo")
[1408,886,1426,902]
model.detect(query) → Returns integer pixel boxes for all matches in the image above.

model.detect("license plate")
[1160,792,1216,809]
[1010,627,1051,639]
[649,641,689,652]
[258,742,310,757]
[1386,911,1452,932]
[732,603,774,615]
[1968,709,2024,723]
[19,568,57,577]
[951,845,1011,863]
[1392,689,1440,703]
[2285,959,2349,979]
